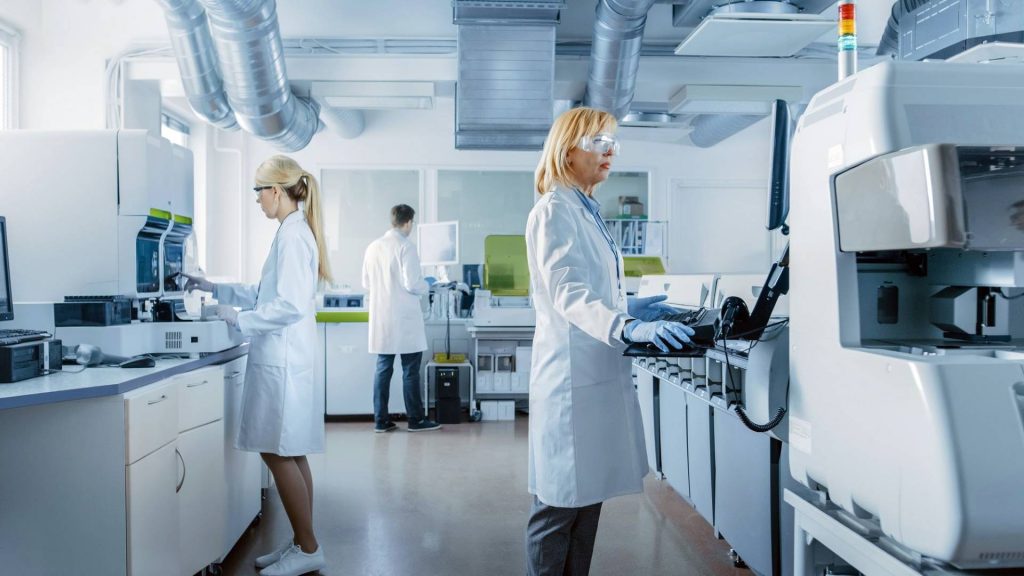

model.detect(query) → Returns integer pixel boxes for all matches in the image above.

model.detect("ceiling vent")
[453,1,564,150]
[669,84,803,115]
[673,0,836,58]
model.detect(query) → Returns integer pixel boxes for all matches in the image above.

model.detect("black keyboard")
[0,328,52,346]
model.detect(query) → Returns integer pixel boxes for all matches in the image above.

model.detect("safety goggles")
[253,185,274,197]
[578,133,620,156]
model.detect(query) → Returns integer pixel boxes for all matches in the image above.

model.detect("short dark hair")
[391,204,415,227]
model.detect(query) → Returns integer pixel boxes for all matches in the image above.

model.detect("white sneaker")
[259,543,326,576]
[255,539,293,569]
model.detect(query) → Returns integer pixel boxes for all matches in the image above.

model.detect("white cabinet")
[126,440,180,576]
[124,379,181,576]
[221,357,262,556]
[178,420,225,576]
[324,322,405,416]
[174,366,227,576]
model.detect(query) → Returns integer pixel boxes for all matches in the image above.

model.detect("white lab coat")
[361,228,429,355]
[215,210,324,456]
[525,185,648,508]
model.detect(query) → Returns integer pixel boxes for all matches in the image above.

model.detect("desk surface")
[0,345,248,411]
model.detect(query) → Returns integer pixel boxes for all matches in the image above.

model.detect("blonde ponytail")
[254,155,333,285]
[301,171,333,284]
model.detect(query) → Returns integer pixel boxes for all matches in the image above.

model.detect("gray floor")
[221,417,751,576]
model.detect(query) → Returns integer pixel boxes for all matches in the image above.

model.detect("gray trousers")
[525,496,604,576]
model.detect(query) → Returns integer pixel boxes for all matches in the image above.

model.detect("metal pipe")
[198,0,322,151]
[583,0,658,120]
[155,0,238,131]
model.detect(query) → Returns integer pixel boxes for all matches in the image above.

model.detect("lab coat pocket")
[249,331,287,367]
[569,329,623,388]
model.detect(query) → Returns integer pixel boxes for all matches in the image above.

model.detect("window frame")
[0,20,21,130]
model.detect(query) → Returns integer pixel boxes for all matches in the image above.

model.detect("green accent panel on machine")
[484,235,530,296]
[623,256,666,278]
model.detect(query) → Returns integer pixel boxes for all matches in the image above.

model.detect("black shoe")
[408,419,442,432]
[374,422,398,433]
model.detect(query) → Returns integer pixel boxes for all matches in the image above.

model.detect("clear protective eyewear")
[253,185,274,197]
[578,133,620,156]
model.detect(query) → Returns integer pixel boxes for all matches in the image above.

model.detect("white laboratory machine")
[0,130,242,356]
[789,60,1024,570]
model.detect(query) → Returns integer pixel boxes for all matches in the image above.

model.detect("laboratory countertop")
[0,344,248,411]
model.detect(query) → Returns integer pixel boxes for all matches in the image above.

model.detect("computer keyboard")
[0,328,52,346]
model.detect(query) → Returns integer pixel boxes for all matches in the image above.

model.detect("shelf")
[475,392,528,399]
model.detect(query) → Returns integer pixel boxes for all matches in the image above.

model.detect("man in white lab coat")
[362,204,442,433]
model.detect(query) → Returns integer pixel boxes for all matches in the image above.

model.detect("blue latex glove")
[625,320,695,352]
[425,276,438,287]
[628,294,680,322]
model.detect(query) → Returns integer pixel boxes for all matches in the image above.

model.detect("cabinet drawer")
[222,356,247,382]
[177,366,224,433]
[125,380,179,465]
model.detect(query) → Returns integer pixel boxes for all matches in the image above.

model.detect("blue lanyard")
[574,189,622,292]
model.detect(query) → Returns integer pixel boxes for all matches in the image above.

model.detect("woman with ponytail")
[184,155,329,576]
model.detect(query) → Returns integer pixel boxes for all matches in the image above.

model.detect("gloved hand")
[182,273,215,293]
[624,320,695,352]
[425,276,438,287]
[215,305,239,328]
[628,294,680,322]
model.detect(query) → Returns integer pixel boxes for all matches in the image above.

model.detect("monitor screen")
[766,99,791,232]
[0,216,14,321]
[418,221,460,266]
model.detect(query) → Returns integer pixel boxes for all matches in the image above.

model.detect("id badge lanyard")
[574,189,622,295]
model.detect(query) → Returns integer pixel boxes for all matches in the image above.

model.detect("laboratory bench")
[631,334,803,576]
[0,344,261,576]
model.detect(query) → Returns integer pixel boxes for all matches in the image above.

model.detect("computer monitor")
[766,99,791,232]
[0,216,14,321]
[418,221,460,266]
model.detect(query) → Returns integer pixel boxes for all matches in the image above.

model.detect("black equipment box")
[0,339,62,383]
[435,367,460,399]
[55,296,132,327]
[433,366,461,423]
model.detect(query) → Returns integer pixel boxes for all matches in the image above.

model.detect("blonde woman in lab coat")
[525,107,694,576]
[185,155,329,576]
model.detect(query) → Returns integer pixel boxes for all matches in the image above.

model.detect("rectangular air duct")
[454,1,563,150]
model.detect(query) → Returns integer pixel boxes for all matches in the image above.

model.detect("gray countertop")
[0,345,248,411]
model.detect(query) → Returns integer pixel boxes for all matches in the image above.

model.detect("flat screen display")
[0,217,13,321]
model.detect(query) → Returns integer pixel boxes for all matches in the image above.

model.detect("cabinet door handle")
[228,371,243,378]
[175,448,186,494]
[147,394,167,406]
[187,380,209,388]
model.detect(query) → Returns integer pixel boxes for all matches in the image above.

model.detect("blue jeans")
[373,352,425,426]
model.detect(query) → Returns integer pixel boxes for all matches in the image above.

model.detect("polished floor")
[221,417,751,576]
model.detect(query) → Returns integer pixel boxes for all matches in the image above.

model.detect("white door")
[222,358,261,558]
[178,421,226,576]
[126,440,180,576]
[325,322,405,416]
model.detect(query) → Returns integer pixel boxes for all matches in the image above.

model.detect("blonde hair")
[255,155,333,284]
[535,107,618,195]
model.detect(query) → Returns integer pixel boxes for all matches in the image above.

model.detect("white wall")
[217,95,809,285]
[0,0,842,287]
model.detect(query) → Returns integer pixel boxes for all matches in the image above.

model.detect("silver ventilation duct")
[583,0,658,120]
[319,107,365,140]
[877,1,933,57]
[197,0,323,152]
[688,114,761,148]
[453,1,562,150]
[155,0,238,131]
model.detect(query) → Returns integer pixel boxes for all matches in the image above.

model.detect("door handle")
[186,380,208,388]
[147,394,167,406]
[175,448,186,494]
